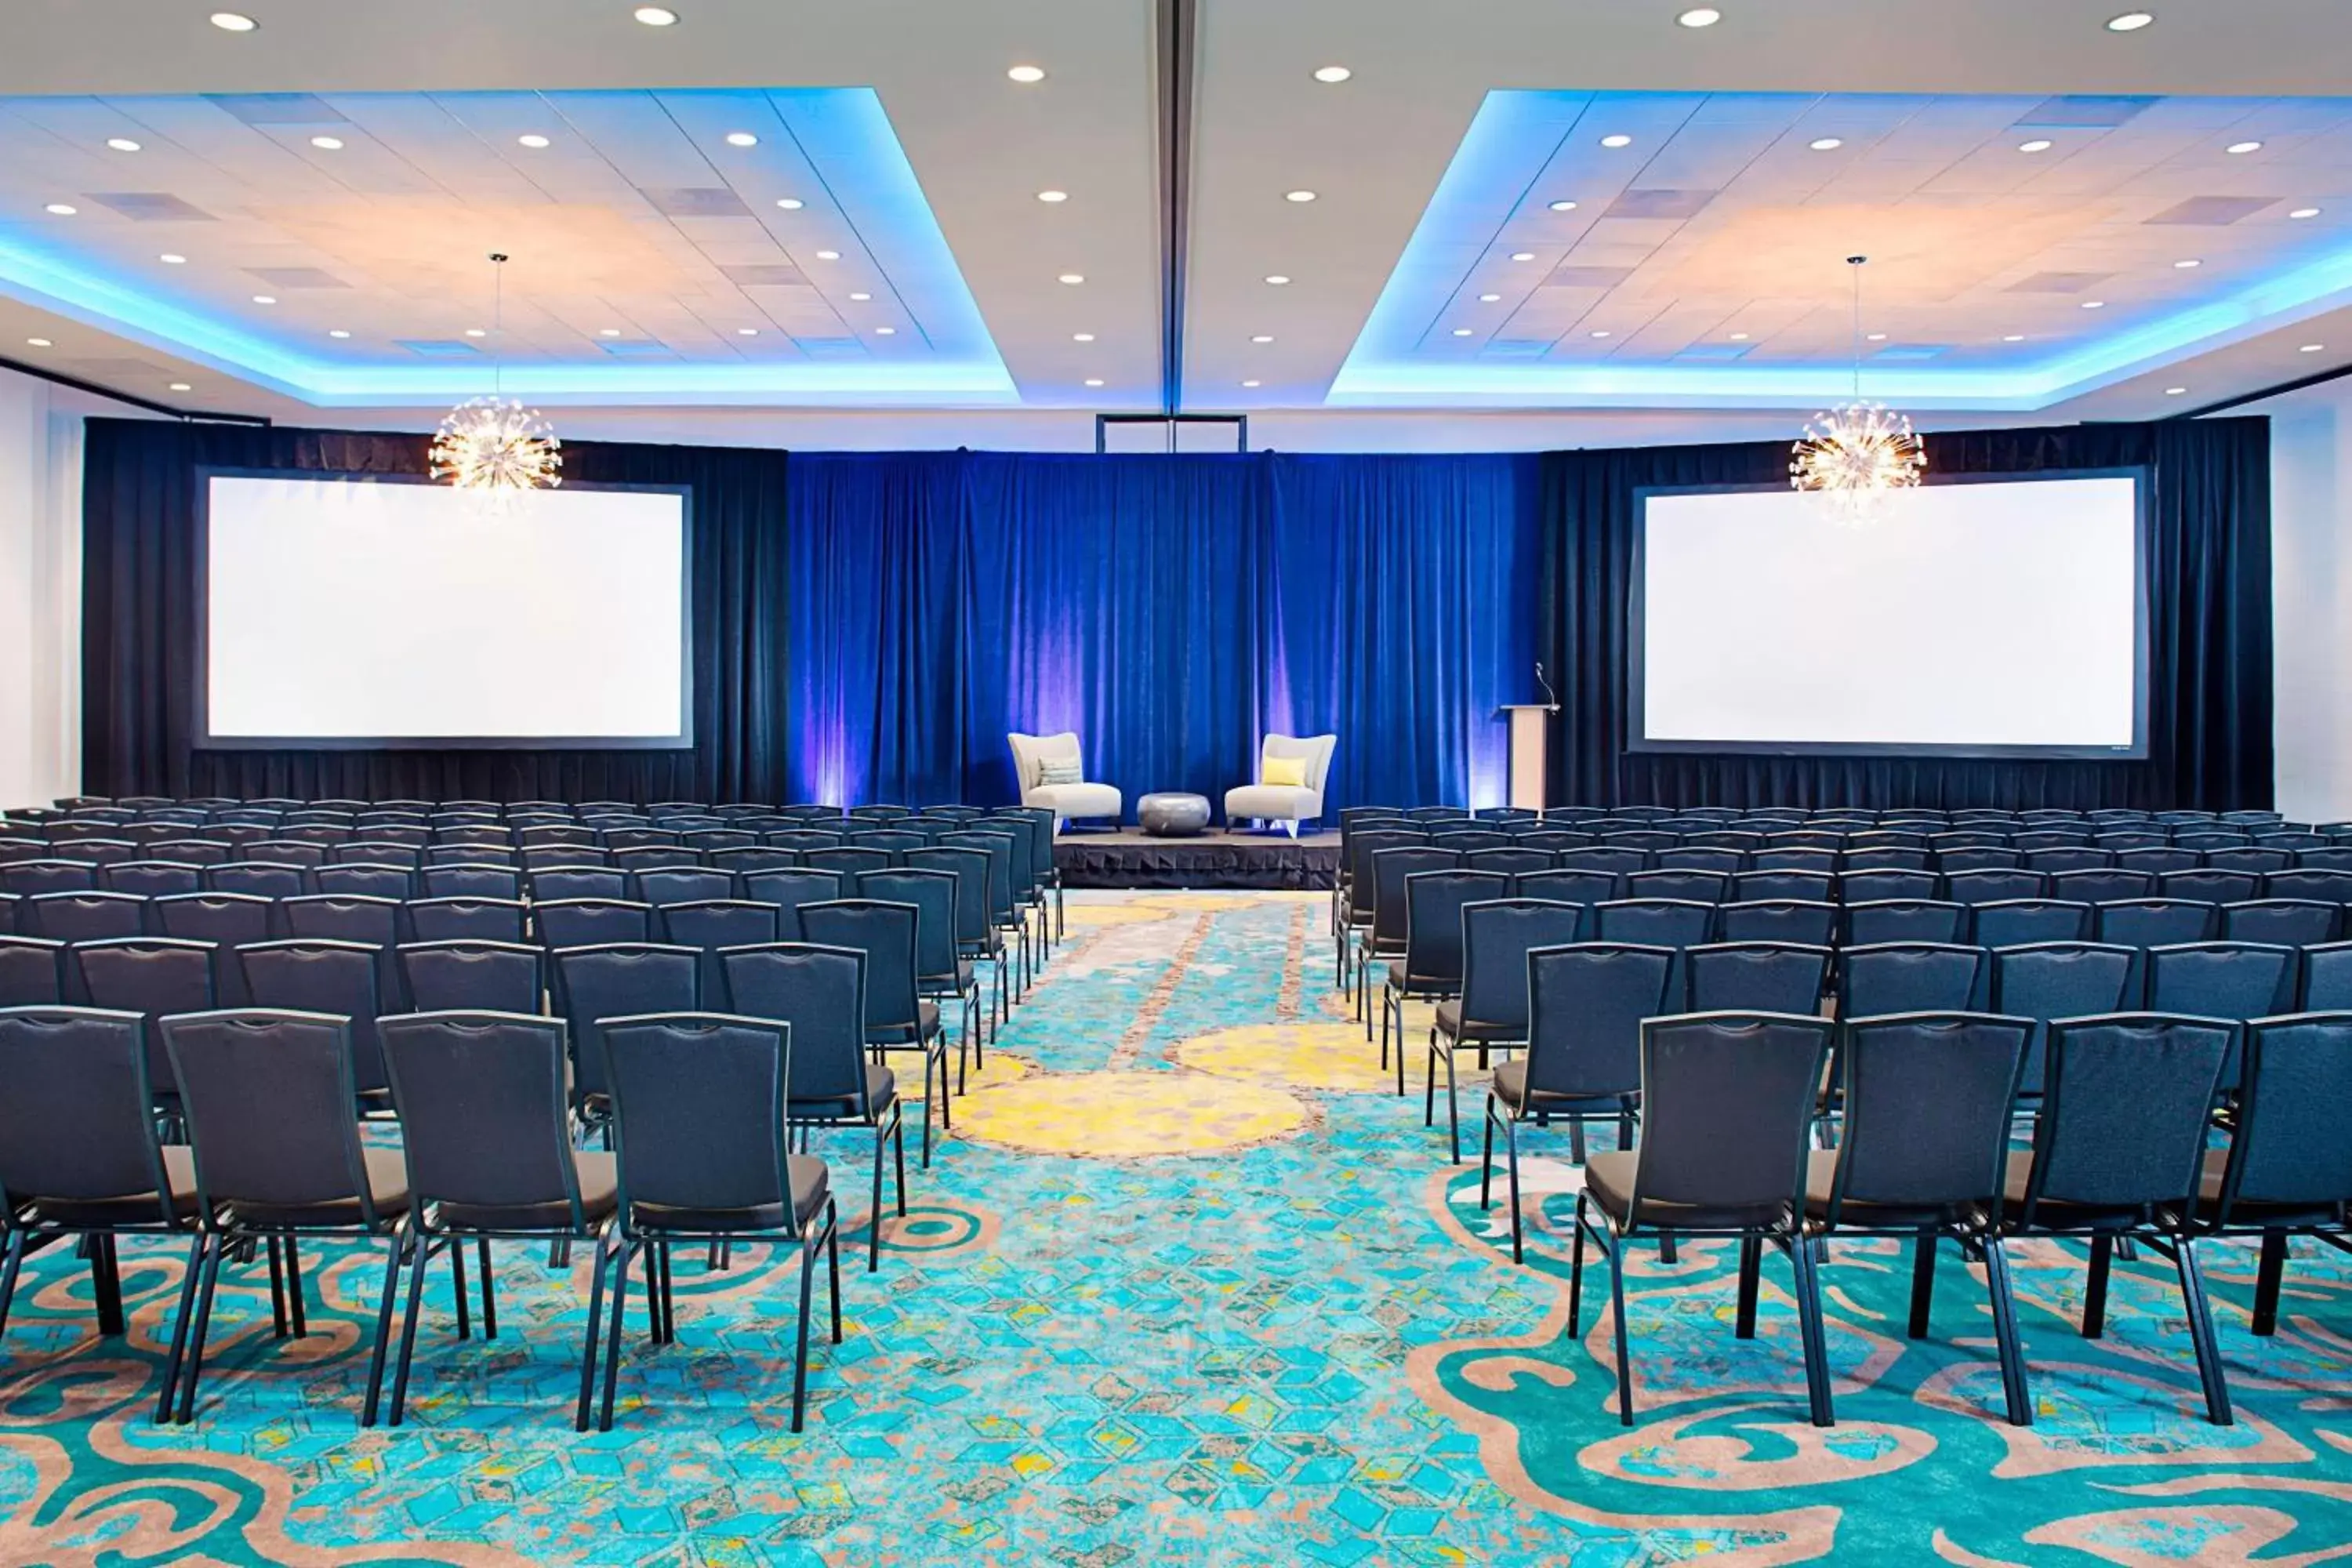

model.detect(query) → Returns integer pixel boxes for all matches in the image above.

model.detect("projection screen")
[1632,474,2147,759]
[199,474,691,749]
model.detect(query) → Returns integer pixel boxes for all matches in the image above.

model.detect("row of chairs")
[0,1004,846,1434]
[1489,1006,2348,1432]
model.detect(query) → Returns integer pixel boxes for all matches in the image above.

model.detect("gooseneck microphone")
[1535,659,1559,710]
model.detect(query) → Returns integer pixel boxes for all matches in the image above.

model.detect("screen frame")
[1626,466,2152,761]
[193,466,697,752]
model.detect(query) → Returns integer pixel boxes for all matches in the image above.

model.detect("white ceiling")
[1,0,2348,445]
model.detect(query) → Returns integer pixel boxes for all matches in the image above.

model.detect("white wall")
[2270,382,2352,823]
[0,367,82,811]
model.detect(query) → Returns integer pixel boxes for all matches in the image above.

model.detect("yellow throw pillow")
[1261,755,1308,787]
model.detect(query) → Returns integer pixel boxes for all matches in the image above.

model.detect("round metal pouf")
[1137,792,1211,838]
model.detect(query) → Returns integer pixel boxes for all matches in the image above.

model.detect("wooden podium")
[1500,703,1558,815]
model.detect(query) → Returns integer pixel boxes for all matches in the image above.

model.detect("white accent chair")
[1007,731,1122,828]
[1225,733,1337,837]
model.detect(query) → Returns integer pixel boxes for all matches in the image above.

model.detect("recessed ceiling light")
[1251,334,1274,343]
[2003,333,2026,341]
[633,5,679,24]
[43,203,76,216]
[1510,251,1536,262]
[1057,273,1084,285]
[310,136,343,151]
[1313,65,1351,83]
[875,325,896,336]
[1809,137,1844,151]
[1241,379,1261,387]
[1285,190,1317,203]
[1007,64,1046,83]
[464,328,486,338]
[1677,7,1722,26]
[2290,207,2321,220]
[2174,257,2201,267]
[775,198,804,210]
[1084,377,1104,387]
[2302,343,2326,353]
[1590,329,1612,339]
[2165,386,2188,394]
[169,381,192,391]
[1599,134,1633,149]
[1867,332,1887,341]
[1451,327,1473,337]
[159,252,186,264]
[2018,139,2053,154]
[2107,11,2155,30]
[736,326,758,336]
[1479,293,1501,303]
[1265,274,1290,285]
[598,328,621,337]
[25,337,51,347]
[517,133,550,149]
[1073,332,1095,342]
[1548,200,1578,212]
[2082,299,2106,309]
[1729,332,1749,341]
[849,290,872,301]
[2227,140,2263,154]
[815,249,840,260]
[252,294,275,305]
[209,11,256,31]
[328,328,350,338]
[107,137,141,153]
[724,131,758,147]
[1036,189,1069,203]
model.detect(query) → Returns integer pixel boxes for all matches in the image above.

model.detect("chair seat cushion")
[633,1153,831,1235]
[1585,1149,1798,1232]
[1490,1058,1632,1115]
[1802,1150,1988,1229]
[436,1151,620,1233]
[2002,1150,2184,1229]
[1382,961,1457,998]
[227,1145,412,1230]
[1435,1000,1519,1044]
[1225,785,1319,822]
[2198,1147,2343,1225]
[791,1064,897,1123]
[29,1145,204,1229]
[1025,782,1121,819]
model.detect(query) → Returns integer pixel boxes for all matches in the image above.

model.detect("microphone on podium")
[1534,660,1559,711]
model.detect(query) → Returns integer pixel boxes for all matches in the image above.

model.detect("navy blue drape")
[786,451,1544,815]
[1539,416,2274,811]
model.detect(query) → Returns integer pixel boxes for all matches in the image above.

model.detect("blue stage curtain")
[787,452,1541,814]
[1538,416,2274,811]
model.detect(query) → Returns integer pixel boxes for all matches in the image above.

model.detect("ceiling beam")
[1158,0,1197,419]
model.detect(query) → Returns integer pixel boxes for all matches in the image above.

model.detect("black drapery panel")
[1538,416,2273,811]
[80,418,789,803]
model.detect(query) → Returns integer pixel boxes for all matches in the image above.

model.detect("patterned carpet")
[4,890,2351,1565]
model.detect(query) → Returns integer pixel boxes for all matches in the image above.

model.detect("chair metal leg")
[1789,1236,1835,1428]
[1568,1118,1588,1166]
[265,1236,288,1340]
[1606,1228,1636,1427]
[2082,1235,2113,1338]
[2252,1231,2287,1337]
[893,1109,909,1216]
[284,1236,307,1338]
[790,1231,818,1433]
[450,1233,471,1341]
[389,1229,435,1426]
[1504,1115,1525,1266]
[935,1041,953,1131]
[1444,1044,1461,1166]
[1735,1236,1762,1339]
[1908,1229,1937,1340]
[85,1233,126,1338]
[1981,1236,2033,1427]
[826,1200,843,1345]
[477,1239,497,1340]
[2172,1237,2234,1426]
[0,1229,26,1348]
[575,1226,611,1432]
[920,1050,936,1170]
[174,1231,227,1425]
[1568,1192,1588,1335]
[154,1232,205,1425]
[1478,1099,1497,1210]
[358,1229,408,1429]
[1423,1034,1438,1128]
[651,1242,673,1346]
[869,1118,887,1273]
[597,1240,635,1431]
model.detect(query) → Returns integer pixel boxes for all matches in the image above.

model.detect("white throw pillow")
[1039,758,1084,786]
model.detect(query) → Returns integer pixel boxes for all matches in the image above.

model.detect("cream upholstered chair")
[1225,734,1337,837]
[1007,731,1122,827]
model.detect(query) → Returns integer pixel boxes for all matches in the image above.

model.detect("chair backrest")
[2216,1013,2352,1218]
[1716,899,1837,946]
[1944,868,2048,906]
[1838,942,1984,1018]
[100,860,202,898]
[313,863,415,902]
[236,938,388,1091]
[634,867,736,908]
[1512,867,1620,910]
[407,896,528,944]
[1626,868,1730,905]
[2092,898,2220,949]
[1397,870,1511,987]
[1987,941,2136,1094]
[400,940,544,1015]
[967,825,1036,902]
[420,862,523,902]
[715,942,875,1112]
[2221,898,2342,948]
[1455,899,1584,1032]
[2020,1014,2234,1222]
[1622,1012,1833,1230]
[1823,1012,2031,1225]
[1521,942,1675,1100]
[534,898,655,949]
[380,1011,585,1231]
[1592,898,1715,949]
[1734,870,1835,904]
[2302,941,2352,1011]
[0,1006,178,1222]
[71,937,217,1093]
[2265,868,2352,904]
[1841,869,1940,905]
[0,935,66,1007]
[2160,868,2262,906]
[797,899,923,1034]
[23,891,147,943]
[0,859,97,896]
[601,1012,800,1232]
[281,893,400,948]
[849,829,931,863]
[529,866,632,903]
[1969,898,2093,949]
[1557,846,1650,878]
[740,868,850,938]
[2145,940,2296,1023]
[856,869,961,982]
[551,942,700,1103]
[2049,868,2157,907]
[1258,733,1337,797]
[1464,847,1552,883]
[163,1009,390,1228]
[1367,848,1458,946]
[1683,942,1830,1015]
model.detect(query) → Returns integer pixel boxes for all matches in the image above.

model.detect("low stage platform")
[1054,827,1340,890]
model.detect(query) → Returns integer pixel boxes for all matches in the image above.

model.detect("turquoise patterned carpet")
[2,890,2350,1565]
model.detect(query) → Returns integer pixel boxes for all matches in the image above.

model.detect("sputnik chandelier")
[430,252,562,505]
[1789,254,1925,524]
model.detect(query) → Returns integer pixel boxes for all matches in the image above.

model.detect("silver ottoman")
[1137,792,1211,837]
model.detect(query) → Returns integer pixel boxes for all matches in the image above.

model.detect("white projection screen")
[1633,474,2147,758]
[200,474,692,749]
